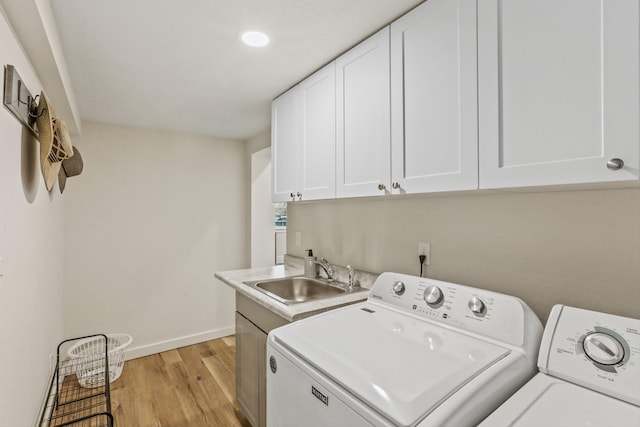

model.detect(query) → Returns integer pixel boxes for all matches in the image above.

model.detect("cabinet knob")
[392,182,401,189]
[377,184,386,191]
[296,192,302,199]
[607,158,624,171]
[290,192,296,200]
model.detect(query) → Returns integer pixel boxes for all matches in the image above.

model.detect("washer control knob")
[423,285,443,306]
[583,332,625,365]
[468,297,486,315]
[392,281,405,295]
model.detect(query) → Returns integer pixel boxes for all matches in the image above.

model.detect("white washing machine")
[480,304,640,427]
[266,272,543,427]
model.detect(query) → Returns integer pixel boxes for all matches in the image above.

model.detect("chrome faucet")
[346,265,357,290]
[313,257,334,280]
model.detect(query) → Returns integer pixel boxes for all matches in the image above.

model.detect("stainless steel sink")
[244,276,367,305]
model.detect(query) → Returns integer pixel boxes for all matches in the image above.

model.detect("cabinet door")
[299,63,336,200]
[257,328,267,427]
[391,0,478,193]
[336,27,391,198]
[236,312,265,427]
[271,86,300,202]
[478,0,640,188]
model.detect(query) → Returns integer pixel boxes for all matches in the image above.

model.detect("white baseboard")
[124,325,236,361]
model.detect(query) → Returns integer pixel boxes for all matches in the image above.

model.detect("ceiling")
[49,0,425,141]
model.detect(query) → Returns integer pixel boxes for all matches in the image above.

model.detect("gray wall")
[287,187,640,323]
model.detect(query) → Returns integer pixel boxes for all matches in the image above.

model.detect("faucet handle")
[321,257,334,276]
[346,265,357,289]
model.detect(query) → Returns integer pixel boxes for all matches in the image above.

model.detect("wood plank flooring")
[110,336,251,427]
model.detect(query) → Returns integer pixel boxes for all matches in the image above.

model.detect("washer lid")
[271,302,510,427]
[480,374,640,427]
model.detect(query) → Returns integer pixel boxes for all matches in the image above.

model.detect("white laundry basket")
[66,333,132,388]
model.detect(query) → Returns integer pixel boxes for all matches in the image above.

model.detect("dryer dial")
[423,285,443,306]
[583,332,625,365]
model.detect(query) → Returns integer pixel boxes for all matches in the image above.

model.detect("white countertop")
[215,262,373,322]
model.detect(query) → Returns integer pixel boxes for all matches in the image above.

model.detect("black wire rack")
[39,334,114,427]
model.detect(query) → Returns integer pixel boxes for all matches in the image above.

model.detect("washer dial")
[468,296,486,315]
[423,285,443,306]
[392,281,405,295]
[583,332,625,365]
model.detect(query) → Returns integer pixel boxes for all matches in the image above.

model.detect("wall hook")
[28,94,46,119]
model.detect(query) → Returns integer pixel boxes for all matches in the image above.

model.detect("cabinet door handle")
[607,158,624,171]
[392,182,401,189]
[377,184,386,191]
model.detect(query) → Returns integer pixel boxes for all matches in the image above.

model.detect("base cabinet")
[236,312,266,427]
[235,293,289,427]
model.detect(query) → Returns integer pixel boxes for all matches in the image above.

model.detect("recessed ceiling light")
[241,31,270,47]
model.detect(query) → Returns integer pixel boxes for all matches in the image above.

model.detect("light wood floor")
[110,336,251,427]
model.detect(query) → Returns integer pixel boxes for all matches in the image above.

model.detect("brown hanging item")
[58,146,84,193]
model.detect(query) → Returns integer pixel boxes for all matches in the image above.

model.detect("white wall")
[63,121,248,358]
[247,129,275,267]
[251,147,275,267]
[0,6,65,426]
[287,188,640,323]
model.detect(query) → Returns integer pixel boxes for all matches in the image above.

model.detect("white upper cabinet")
[391,0,478,194]
[271,64,336,202]
[299,63,336,200]
[336,27,391,198]
[478,0,640,188]
[271,86,300,202]
[273,0,639,201]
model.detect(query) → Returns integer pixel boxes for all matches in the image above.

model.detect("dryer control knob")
[583,332,625,365]
[468,297,486,315]
[392,281,405,295]
[423,285,443,306]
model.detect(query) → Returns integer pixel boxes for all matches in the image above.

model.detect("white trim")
[123,326,235,361]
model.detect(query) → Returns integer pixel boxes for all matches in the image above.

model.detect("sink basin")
[245,276,367,305]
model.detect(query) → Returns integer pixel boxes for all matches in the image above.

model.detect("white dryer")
[480,305,640,427]
[266,272,543,426]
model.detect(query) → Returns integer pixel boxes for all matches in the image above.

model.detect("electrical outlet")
[418,242,431,266]
[295,232,302,247]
